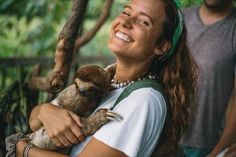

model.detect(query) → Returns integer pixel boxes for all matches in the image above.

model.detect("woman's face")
[108,0,166,62]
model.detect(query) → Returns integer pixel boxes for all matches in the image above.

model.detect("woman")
[16,0,198,156]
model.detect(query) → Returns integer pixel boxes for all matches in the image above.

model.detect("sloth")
[28,64,122,151]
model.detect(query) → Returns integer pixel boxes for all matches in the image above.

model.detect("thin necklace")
[111,73,156,89]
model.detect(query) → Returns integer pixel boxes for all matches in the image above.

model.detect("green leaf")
[0,0,14,11]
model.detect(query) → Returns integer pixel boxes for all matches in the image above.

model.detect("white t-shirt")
[70,87,167,157]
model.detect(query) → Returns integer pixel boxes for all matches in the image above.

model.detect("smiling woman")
[108,0,167,64]
[15,0,198,157]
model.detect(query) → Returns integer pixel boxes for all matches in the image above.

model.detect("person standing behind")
[180,0,236,157]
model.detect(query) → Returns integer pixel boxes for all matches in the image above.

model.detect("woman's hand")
[38,104,85,147]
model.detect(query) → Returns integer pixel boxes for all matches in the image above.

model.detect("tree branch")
[28,0,89,93]
[75,0,114,48]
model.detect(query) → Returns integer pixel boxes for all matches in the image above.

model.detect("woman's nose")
[121,17,133,29]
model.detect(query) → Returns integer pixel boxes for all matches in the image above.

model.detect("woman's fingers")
[64,128,80,144]
[69,111,85,127]
[49,121,84,146]
[58,134,71,147]
[51,136,64,147]
[40,105,85,147]
[52,134,71,147]
[70,124,85,142]
[69,111,85,141]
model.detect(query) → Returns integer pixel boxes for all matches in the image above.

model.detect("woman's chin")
[108,44,123,55]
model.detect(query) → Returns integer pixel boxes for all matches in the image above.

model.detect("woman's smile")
[115,31,134,43]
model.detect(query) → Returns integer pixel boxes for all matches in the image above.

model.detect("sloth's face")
[74,78,104,99]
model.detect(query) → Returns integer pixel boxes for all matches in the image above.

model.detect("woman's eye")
[122,11,130,16]
[137,19,149,26]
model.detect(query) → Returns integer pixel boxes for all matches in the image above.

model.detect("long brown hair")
[151,0,198,155]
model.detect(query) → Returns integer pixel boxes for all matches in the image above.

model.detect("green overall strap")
[110,79,163,110]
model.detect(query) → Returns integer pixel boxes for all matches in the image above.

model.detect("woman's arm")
[16,140,68,157]
[16,139,127,157]
[77,137,127,157]
[29,103,85,147]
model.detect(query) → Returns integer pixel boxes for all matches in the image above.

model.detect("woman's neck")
[114,61,151,82]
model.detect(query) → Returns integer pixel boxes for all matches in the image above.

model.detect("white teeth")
[115,31,133,42]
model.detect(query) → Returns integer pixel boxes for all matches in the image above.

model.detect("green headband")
[159,0,184,62]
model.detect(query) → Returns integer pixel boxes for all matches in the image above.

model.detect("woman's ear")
[154,41,172,55]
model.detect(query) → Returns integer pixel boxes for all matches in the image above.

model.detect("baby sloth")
[29,65,122,151]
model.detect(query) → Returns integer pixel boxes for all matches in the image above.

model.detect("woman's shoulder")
[116,87,167,114]
[126,87,166,104]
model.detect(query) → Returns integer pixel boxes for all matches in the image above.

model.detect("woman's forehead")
[128,0,166,23]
